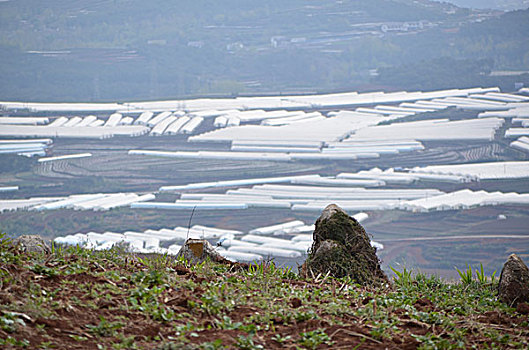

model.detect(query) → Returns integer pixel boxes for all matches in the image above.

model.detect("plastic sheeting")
[411,161,529,180]
[0,117,49,125]
[158,174,320,192]
[399,189,529,212]
[0,125,150,139]
[38,153,92,163]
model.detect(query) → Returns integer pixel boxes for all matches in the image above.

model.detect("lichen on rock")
[302,204,388,285]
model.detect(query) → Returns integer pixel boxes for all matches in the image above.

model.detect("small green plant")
[455,264,473,285]
[271,333,292,344]
[490,270,497,284]
[112,334,138,349]
[235,334,264,350]
[31,264,58,278]
[294,310,318,322]
[200,339,224,350]
[0,336,30,347]
[174,322,198,336]
[86,316,124,337]
[456,263,497,286]
[0,232,22,265]
[389,265,413,287]
[69,334,88,341]
[297,329,333,349]
[50,241,63,255]
[281,265,297,279]
[214,315,242,330]
[1,314,23,333]
[475,263,486,284]
[475,263,497,285]
[39,340,54,349]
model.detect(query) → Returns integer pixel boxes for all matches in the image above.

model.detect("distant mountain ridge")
[437,0,529,10]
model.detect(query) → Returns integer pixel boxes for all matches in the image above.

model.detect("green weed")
[86,316,124,337]
[455,263,497,286]
[297,329,333,349]
[455,264,473,285]
[389,265,413,287]
[235,334,264,350]
[271,333,292,344]
[214,315,242,330]
[200,339,225,349]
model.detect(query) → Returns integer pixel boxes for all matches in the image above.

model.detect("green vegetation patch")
[0,232,527,349]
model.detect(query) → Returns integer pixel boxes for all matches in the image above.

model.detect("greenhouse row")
[0,117,49,125]
[410,161,529,180]
[0,125,150,139]
[2,88,527,144]
[51,219,381,263]
[38,153,92,163]
[400,189,529,212]
[510,136,529,153]
[1,86,500,113]
[0,192,154,212]
[130,182,445,212]
[336,168,474,184]
[0,138,52,156]
[0,110,205,139]
[158,175,320,192]
[345,117,504,142]
[0,186,18,192]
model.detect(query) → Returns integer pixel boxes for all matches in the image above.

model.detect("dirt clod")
[516,302,529,315]
[414,297,434,311]
[290,297,302,308]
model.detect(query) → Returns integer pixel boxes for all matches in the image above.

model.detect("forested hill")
[0,0,527,101]
[0,0,465,50]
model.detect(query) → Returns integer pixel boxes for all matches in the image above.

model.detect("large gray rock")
[176,238,230,265]
[498,254,529,306]
[302,204,388,285]
[11,235,51,254]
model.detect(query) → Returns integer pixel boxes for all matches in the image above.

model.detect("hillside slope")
[1,235,528,349]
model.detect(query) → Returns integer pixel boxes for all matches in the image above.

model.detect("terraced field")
[371,205,529,277]
[28,136,525,195]
[2,111,529,278]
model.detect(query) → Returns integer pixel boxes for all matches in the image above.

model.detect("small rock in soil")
[11,235,50,254]
[176,238,230,265]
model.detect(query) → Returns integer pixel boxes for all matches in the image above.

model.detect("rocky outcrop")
[498,254,529,307]
[302,204,388,285]
[11,235,51,254]
[176,238,231,265]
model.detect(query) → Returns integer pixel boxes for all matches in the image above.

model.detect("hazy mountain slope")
[0,0,461,50]
[0,1,526,101]
[438,0,529,10]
